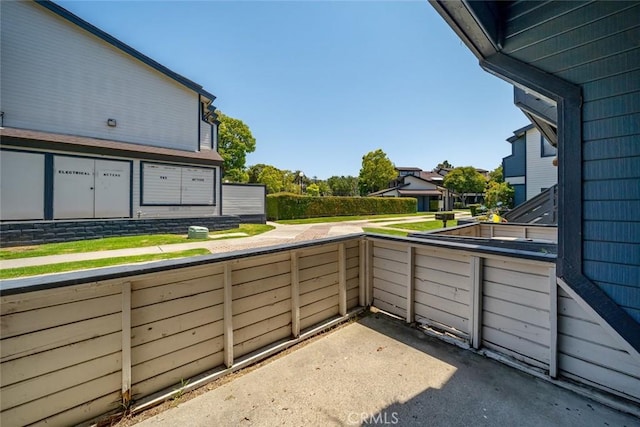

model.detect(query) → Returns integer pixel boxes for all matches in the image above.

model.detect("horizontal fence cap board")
[1,352,121,412]
[131,264,225,291]
[232,273,291,300]
[483,296,550,329]
[558,354,640,400]
[483,311,551,348]
[132,337,223,385]
[0,331,121,387]
[300,306,341,331]
[0,281,120,315]
[232,286,291,316]
[233,312,291,346]
[132,351,224,399]
[483,281,550,312]
[132,321,224,366]
[131,288,223,328]
[1,313,121,363]
[0,371,121,427]
[414,267,470,291]
[1,293,121,338]
[234,324,292,359]
[132,274,224,309]
[414,280,470,305]
[233,299,292,331]
[131,306,223,348]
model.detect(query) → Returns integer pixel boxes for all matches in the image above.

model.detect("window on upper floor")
[541,136,557,157]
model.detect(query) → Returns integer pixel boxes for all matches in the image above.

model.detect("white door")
[181,167,214,205]
[0,151,45,220]
[54,156,95,219]
[95,159,130,218]
[142,163,181,204]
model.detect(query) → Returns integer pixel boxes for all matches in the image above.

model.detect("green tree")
[223,168,248,183]
[442,166,487,206]
[306,183,320,197]
[488,165,504,184]
[316,181,332,196]
[257,165,284,194]
[217,111,256,181]
[247,164,269,183]
[327,175,359,196]
[436,160,454,169]
[485,181,515,208]
[358,149,396,196]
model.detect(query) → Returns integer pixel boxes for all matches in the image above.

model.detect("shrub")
[266,194,417,220]
[453,202,464,209]
[429,200,440,211]
[468,203,481,216]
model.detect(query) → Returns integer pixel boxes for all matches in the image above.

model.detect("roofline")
[36,0,217,102]
[507,124,535,142]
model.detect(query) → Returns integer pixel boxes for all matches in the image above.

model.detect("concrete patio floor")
[135,314,638,427]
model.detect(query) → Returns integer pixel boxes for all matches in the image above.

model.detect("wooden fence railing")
[2,232,638,426]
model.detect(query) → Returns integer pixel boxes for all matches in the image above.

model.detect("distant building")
[502,125,557,207]
[369,167,453,211]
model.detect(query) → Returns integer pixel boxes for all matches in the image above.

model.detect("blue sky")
[58,1,526,179]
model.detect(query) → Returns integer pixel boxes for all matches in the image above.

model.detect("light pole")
[299,172,304,195]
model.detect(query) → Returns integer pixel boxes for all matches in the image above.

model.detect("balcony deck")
[135,313,636,426]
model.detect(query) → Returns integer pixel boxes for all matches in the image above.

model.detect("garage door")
[54,156,130,219]
[0,151,45,220]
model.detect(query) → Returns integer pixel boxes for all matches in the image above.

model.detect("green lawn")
[0,224,274,260]
[384,219,458,232]
[0,249,211,279]
[361,227,408,237]
[276,213,431,225]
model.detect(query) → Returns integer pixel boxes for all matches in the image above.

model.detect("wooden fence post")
[121,281,132,406]
[339,243,347,316]
[291,251,300,338]
[549,265,558,378]
[359,239,366,307]
[406,246,415,323]
[224,262,234,368]
[470,257,483,349]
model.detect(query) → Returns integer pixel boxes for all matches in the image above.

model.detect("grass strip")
[0,224,274,260]
[0,249,210,279]
[384,220,458,232]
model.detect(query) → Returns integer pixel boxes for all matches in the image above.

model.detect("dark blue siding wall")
[512,184,526,207]
[503,135,526,177]
[503,1,640,322]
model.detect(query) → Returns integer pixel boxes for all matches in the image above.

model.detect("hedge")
[266,193,417,220]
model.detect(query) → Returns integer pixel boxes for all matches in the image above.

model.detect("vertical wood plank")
[121,281,132,405]
[549,265,558,378]
[406,246,415,323]
[470,257,483,349]
[291,251,300,338]
[224,262,234,368]
[338,243,347,316]
[366,240,374,306]
[359,239,366,307]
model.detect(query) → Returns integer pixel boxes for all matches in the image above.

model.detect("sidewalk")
[0,214,466,269]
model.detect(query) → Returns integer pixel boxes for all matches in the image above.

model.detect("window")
[541,136,556,157]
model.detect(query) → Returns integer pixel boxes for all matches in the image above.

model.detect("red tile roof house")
[1,1,639,425]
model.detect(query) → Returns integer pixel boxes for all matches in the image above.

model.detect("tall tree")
[217,111,256,182]
[436,160,454,169]
[442,166,487,206]
[358,149,396,196]
[257,165,284,194]
[327,175,359,196]
[485,181,515,208]
[488,165,504,184]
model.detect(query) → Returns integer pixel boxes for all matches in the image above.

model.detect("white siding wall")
[222,184,265,216]
[1,2,198,151]
[200,120,212,150]
[525,128,557,200]
[404,175,438,190]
